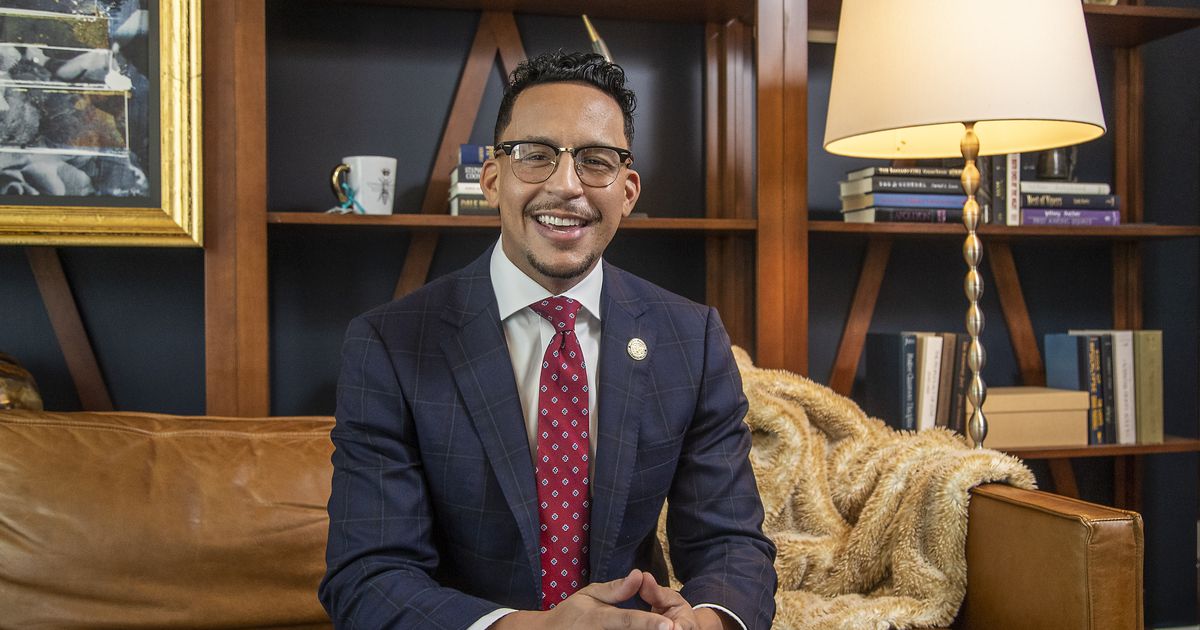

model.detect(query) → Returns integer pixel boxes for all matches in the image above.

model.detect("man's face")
[481,82,640,294]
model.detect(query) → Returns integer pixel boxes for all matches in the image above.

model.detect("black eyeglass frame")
[495,140,634,187]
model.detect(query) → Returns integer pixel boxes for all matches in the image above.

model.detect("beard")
[521,199,603,280]
[526,247,598,281]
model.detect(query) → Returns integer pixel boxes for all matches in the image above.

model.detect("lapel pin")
[627,338,648,361]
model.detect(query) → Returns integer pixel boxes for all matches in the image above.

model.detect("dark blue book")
[1044,333,1106,444]
[459,144,494,165]
[863,332,918,430]
[841,192,967,212]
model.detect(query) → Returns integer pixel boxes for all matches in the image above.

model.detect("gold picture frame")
[0,0,202,247]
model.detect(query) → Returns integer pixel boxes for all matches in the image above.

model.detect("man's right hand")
[492,570,674,630]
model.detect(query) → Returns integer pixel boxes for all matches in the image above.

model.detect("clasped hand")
[494,568,727,630]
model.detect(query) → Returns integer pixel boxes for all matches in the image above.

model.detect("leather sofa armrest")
[956,483,1144,630]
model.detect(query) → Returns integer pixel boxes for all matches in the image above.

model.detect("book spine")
[934,332,958,429]
[846,165,963,180]
[991,155,1007,225]
[844,208,964,223]
[843,176,964,195]
[1020,181,1112,195]
[1098,334,1116,444]
[1005,153,1021,226]
[1020,193,1120,209]
[915,334,943,431]
[448,194,495,216]
[843,193,966,210]
[901,334,917,430]
[949,333,970,435]
[449,164,482,185]
[458,144,494,165]
[1132,330,1164,444]
[975,156,992,224]
[1111,331,1136,445]
[448,182,483,197]
[1020,210,1120,226]
[1083,336,1105,445]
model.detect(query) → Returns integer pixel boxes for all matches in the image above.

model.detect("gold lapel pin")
[627,338,648,361]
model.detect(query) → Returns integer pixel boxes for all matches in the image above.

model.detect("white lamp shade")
[824,0,1106,158]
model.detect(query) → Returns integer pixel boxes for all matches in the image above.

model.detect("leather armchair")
[0,411,1143,629]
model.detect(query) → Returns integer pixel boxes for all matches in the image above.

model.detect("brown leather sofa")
[0,411,1144,629]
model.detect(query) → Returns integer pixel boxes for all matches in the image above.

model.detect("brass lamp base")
[960,123,988,448]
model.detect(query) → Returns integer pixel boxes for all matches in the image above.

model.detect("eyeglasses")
[495,141,633,188]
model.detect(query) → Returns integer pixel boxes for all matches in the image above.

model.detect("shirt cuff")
[694,603,748,630]
[466,608,517,630]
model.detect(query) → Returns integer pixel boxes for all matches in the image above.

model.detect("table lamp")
[823,0,1106,448]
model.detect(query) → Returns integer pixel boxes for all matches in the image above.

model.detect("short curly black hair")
[493,51,636,146]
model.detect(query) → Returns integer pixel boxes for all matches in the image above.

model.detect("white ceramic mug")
[330,155,397,215]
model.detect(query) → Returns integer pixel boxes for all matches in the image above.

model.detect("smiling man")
[320,52,777,630]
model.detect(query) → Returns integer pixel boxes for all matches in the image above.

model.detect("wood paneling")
[203,0,270,416]
[754,0,808,374]
[705,19,756,350]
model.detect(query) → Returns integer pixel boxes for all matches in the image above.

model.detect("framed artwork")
[0,0,201,246]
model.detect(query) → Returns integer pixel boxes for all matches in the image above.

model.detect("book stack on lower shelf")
[861,331,971,433]
[448,144,497,216]
[1043,329,1164,446]
[838,165,973,224]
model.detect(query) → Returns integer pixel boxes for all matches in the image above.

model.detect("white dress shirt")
[468,240,746,630]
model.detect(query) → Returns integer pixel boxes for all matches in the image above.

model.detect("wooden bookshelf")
[809,220,1200,240]
[267,212,757,233]
[1005,435,1200,460]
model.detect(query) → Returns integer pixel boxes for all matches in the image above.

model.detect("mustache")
[523,199,602,222]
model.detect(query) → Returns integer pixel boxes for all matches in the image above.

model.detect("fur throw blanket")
[659,347,1036,629]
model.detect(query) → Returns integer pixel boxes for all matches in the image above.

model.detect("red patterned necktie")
[528,296,591,610]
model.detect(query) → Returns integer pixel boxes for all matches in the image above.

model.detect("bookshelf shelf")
[267,212,757,233]
[1005,435,1200,460]
[333,0,755,23]
[809,220,1200,240]
[1082,4,1200,48]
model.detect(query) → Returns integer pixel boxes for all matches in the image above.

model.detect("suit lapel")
[590,264,653,581]
[439,248,541,591]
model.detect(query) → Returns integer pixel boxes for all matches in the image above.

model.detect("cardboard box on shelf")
[971,386,1090,449]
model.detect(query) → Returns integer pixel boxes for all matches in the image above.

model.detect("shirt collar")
[490,238,603,322]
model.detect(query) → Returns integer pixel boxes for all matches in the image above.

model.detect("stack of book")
[838,164,978,223]
[1043,330,1164,445]
[989,153,1120,226]
[861,331,973,434]
[838,153,1120,227]
[448,144,496,216]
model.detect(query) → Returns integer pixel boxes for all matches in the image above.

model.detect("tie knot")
[529,296,581,333]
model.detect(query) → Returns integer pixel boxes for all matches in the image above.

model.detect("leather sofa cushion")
[0,411,335,629]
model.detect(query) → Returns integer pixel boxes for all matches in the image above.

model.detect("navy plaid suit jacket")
[319,246,777,629]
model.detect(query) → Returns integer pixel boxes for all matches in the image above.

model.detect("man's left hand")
[636,573,735,630]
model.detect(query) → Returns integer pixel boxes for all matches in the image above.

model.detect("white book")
[1069,329,1137,445]
[448,181,483,197]
[1004,153,1021,226]
[1021,181,1111,195]
[914,334,944,432]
